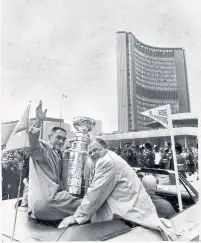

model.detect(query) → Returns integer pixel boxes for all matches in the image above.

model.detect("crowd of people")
[107,142,198,178]
[1,149,29,200]
[1,138,198,200]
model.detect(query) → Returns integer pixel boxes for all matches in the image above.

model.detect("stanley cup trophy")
[62,117,96,198]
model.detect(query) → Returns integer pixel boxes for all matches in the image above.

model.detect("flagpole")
[11,151,26,242]
[168,107,183,212]
[170,131,183,211]
[60,94,63,128]
[11,102,31,242]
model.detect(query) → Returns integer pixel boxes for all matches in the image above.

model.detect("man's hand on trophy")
[36,101,47,122]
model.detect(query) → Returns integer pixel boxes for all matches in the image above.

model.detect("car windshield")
[137,171,197,199]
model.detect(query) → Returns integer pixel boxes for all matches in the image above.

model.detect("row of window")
[135,79,177,92]
[136,96,178,106]
[136,96,179,111]
[136,84,178,99]
[135,74,177,86]
[135,73,177,85]
[135,82,177,91]
[137,114,151,120]
[133,41,175,58]
[135,62,176,72]
[134,55,176,67]
[134,61,176,75]
[137,115,152,123]
[135,48,175,60]
[134,62,173,72]
[137,101,169,108]
[134,48,175,61]
[135,64,176,75]
[135,60,176,68]
[135,58,176,69]
[135,68,176,80]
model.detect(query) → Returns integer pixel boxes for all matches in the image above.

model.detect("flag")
[62,94,67,99]
[5,103,31,151]
[141,104,172,129]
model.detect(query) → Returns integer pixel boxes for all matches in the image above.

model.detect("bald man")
[58,139,178,241]
[142,175,176,219]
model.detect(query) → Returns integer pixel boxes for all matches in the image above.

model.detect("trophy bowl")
[73,117,96,134]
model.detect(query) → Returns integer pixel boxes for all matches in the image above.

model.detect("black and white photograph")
[1,0,201,241]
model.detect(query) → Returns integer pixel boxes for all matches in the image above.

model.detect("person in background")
[5,158,17,199]
[116,147,122,156]
[174,143,187,178]
[143,143,155,168]
[193,144,198,171]
[136,145,145,167]
[20,153,30,207]
[163,143,173,171]
[126,146,136,168]
[2,158,12,200]
[160,148,171,170]
[153,145,162,169]
[1,144,6,150]
[121,145,128,161]
[11,157,23,198]
[186,147,196,175]
[130,145,138,167]
[142,175,176,219]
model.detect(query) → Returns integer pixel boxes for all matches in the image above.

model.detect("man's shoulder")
[106,150,123,163]
[107,150,116,156]
[152,195,173,207]
[39,140,52,150]
[106,150,133,170]
[39,139,47,145]
[97,151,115,167]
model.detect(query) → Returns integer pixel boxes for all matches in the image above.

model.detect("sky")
[1,0,201,132]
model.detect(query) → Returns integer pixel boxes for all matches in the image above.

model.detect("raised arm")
[25,101,47,161]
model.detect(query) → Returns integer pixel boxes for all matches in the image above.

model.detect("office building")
[117,31,191,132]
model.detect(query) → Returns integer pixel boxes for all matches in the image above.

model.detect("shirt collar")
[48,142,54,149]
[48,142,62,158]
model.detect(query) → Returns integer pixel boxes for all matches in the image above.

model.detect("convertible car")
[1,168,200,241]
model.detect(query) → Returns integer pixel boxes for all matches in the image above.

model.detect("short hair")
[96,138,107,148]
[175,143,182,154]
[51,127,67,133]
[142,175,157,194]
[166,142,172,147]
[145,143,152,151]
[154,145,159,152]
